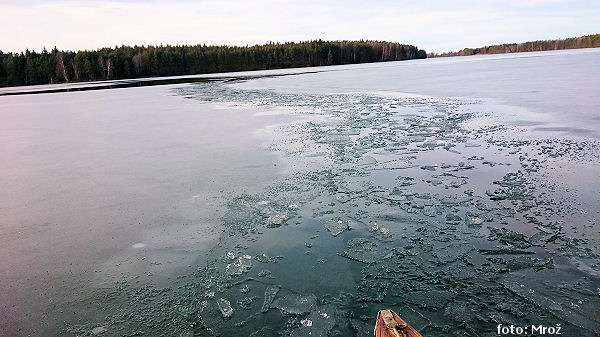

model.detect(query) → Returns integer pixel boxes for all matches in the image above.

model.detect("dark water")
[1,49,599,336]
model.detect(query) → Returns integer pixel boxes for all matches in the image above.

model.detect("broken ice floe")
[216,298,233,318]
[226,255,252,276]
[254,253,284,263]
[488,227,532,249]
[271,293,318,315]
[91,326,107,335]
[261,285,281,313]
[338,238,382,263]
[323,218,349,236]
[258,269,272,278]
[268,214,287,227]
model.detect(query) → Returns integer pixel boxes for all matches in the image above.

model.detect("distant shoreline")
[428,33,599,58]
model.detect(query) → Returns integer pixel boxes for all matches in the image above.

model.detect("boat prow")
[374,309,423,337]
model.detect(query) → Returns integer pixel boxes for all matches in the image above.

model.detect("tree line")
[429,33,600,57]
[0,40,426,87]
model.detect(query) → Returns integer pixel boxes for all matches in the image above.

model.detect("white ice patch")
[91,326,107,335]
[216,298,233,318]
[226,255,252,276]
[300,319,313,327]
[132,243,146,248]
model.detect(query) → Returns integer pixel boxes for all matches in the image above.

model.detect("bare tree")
[71,59,79,81]
[132,52,142,77]
[56,52,69,82]
[106,58,113,80]
[327,50,334,65]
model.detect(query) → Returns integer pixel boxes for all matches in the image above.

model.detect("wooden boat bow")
[374,309,423,337]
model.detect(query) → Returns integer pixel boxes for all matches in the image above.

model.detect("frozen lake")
[1,49,599,336]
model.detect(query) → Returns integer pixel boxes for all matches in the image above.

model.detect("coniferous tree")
[0,39,433,87]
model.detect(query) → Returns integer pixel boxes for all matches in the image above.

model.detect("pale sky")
[1,0,598,53]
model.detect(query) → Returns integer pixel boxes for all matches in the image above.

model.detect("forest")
[430,33,600,57]
[0,40,426,87]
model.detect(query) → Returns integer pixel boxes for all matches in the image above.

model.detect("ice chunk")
[431,244,473,264]
[300,319,312,327]
[261,285,281,313]
[226,255,252,276]
[254,253,285,263]
[488,227,532,249]
[465,212,483,226]
[358,156,377,165]
[487,256,537,272]
[533,257,554,272]
[479,249,535,255]
[289,305,335,337]
[272,293,317,314]
[91,326,107,335]
[395,176,416,187]
[338,238,382,263]
[420,140,445,149]
[199,300,208,313]
[268,214,287,227]
[323,218,349,237]
[258,269,272,277]
[445,213,462,224]
[216,298,233,318]
[420,165,437,171]
[357,279,388,302]
[237,296,258,310]
[255,253,270,263]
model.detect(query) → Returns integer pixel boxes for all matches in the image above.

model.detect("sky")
[0,0,598,53]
